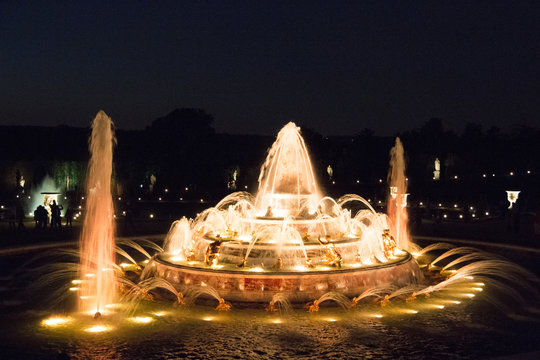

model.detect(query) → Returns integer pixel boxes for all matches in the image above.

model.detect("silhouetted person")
[34,205,48,229]
[34,207,39,228]
[15,202,25,230]
[64,206,73,227]
[50,200,63,228]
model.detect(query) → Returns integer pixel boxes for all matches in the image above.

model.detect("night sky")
[1,1,539,135]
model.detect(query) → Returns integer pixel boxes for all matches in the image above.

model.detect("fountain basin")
[150,252,422,303]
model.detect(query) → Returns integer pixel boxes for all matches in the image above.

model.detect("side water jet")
[387,137,410,250]
[79,111,117,315]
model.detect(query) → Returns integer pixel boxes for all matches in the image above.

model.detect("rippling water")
[1,299,540,360]
[1,245,539,359]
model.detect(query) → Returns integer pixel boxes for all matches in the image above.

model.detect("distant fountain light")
[506,191,520,209]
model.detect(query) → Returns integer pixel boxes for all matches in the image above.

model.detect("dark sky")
[1,1,539,135]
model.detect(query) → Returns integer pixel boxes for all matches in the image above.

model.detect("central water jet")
[79,111,117,315]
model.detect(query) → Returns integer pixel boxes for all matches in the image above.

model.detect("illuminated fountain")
[29,118,540,358]
[78,110,117,316]
[506,190,520,209]
[152,123,422,303]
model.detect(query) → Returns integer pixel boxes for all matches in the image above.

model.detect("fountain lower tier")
[150,252,422,303]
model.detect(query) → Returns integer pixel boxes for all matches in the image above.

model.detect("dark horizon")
[1,1,539,136]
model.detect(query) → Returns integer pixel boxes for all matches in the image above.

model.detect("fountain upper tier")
[255,122,320,217]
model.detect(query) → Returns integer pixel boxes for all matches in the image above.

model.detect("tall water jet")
[79,111,117,315]
[387,137,410,250]
[256,122,320,217]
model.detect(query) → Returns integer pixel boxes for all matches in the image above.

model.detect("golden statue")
[382,229,397,258]
[273,257,283,270]
[304,299,320,312]
[186,248,197,261]
[216,298,231,311]
[265,300,278,312]
[237,258,247,268]
[176,292,185,306]
[318,235,342,268]
[205,234,223,266]
[264,206,274,217]
[405,293,417,302]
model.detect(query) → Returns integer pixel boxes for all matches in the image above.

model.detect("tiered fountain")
[151,123,422,303]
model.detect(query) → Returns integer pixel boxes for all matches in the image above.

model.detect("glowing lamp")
[84,325,112,333]
[506,191,520,209]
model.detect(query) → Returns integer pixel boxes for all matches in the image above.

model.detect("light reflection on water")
[1,300,539,360]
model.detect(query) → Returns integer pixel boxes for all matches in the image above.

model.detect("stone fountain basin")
[150,252,423,303]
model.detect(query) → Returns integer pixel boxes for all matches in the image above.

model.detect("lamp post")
[506,191,520,209]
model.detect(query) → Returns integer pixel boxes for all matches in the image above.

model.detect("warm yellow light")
[80,296,90,300]
[84,325,112,333]
[43,317,70,326]
[249,267,264,272]
[153,311,167,317]
[149,214,154,219]
[405,309,418,314]
[203,317,213,321]
[373,314,383,318]
[119,263,131,268]
[471,287,484,292]
[465,293,475,298]
[465,276,474,280]
[85,273,95,278]
[72,279,82,284]
[326,318,337,322]
[293,265,308,271]
[170,256,183,262]
[69,287,79,291]
[130,316,153,324]
[271,319,282,324]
